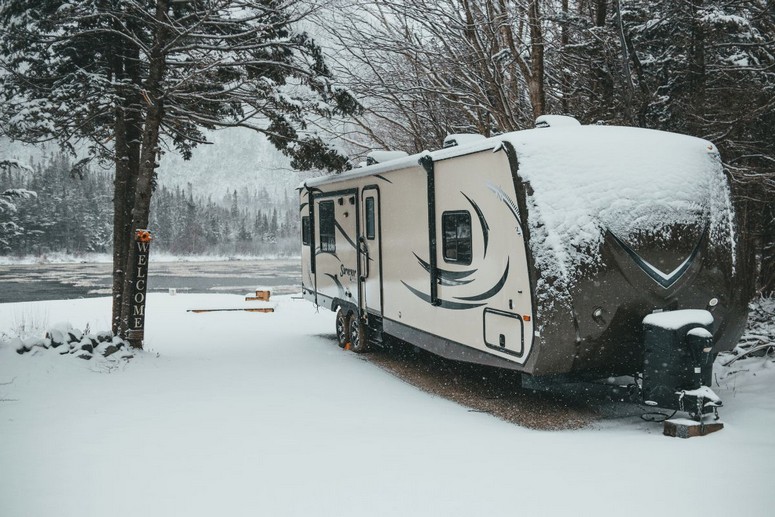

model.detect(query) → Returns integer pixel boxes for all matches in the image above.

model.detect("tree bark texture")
[112,107,130,336]
[120,0,170,345]
[688,0,706,132]
[527,0,546,120]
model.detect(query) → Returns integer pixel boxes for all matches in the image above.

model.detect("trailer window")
[365,196,375,240]
[301,216,310,246]
[319,201,336,252]
[442,211,472,265]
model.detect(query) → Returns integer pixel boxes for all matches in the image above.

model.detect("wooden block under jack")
[664,418,724,438]
[245,290,271,302]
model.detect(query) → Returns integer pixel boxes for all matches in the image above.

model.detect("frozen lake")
[0,258,301,303]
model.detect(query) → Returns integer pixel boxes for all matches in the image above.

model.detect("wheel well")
[332,299,357,318]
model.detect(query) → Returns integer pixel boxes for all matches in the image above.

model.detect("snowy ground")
[1,293,773,517]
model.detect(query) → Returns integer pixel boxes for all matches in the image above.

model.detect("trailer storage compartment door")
[483,308,524,358]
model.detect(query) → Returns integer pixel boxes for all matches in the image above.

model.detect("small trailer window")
[442,211,472,264]
[319,201,336,252]
[301,216,310,246]
[365,197,375,240]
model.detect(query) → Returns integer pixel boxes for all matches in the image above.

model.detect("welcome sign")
[127,229,151,346]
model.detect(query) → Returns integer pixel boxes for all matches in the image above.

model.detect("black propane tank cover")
[686,327,715,388]
[641,310,714,411]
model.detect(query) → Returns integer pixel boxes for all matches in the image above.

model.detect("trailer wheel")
[335,308,351,348]
[349,315,370,353]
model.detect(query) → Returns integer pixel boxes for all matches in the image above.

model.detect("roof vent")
[443,133,486,148]
[535,115,581,128]
[366,150,409,165]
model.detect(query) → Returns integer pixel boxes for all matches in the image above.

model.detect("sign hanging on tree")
[127,229,152,346]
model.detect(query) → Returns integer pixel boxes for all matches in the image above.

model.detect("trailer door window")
[442,211,472,265]
[365,196,375,240]
[319,201,336,252]
[301,216,311,246]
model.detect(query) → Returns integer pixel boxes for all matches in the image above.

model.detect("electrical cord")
[640,408,677,423]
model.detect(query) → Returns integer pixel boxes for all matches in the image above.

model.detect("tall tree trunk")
[734,187,760,299]
[120,0,170,346]
[595,0,608,28]
[614,0,635,124]
[117,48,142,338]
[110,25,140,337]
[527,0,545,120]
[688,0,706,133]
[112,105,130,336]
[112,29,142,337]
[561,0,570,114]
[760,201,775,295]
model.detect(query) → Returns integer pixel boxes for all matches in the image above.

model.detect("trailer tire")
[335,308,351,348]
[349,315,370,353]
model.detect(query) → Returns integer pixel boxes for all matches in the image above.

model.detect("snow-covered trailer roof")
[303,125,734,297]
[501,126,734,305]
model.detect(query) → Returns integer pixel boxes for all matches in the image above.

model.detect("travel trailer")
[299,117,748,414]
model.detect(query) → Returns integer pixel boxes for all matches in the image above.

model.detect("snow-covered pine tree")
[0,0,360,341]
[0,160,37,251]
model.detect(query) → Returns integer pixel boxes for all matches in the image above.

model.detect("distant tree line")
[0,154,299,257]
[149,185,299,257]
[0,155,112,255]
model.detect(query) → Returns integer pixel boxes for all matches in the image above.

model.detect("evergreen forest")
[0,156,299,258]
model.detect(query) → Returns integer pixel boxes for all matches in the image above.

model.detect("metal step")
[366,314,385,347]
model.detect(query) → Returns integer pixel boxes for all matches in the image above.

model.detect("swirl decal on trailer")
[462,192,490,258]
[401,281,486,310]
[403,191,511,310]
[413,253,476,286]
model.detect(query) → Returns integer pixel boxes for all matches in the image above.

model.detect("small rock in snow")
[67,328,83,343]
[49,337,66,348]
[46,323,72,347]
[95,343,119,357]
[75,351,93,360]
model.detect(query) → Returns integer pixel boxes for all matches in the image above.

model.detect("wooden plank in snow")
[187,307,275,314]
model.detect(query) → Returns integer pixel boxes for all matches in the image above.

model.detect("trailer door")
[359,187,382,315]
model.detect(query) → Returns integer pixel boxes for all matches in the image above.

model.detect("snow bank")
[0,294,773,517]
